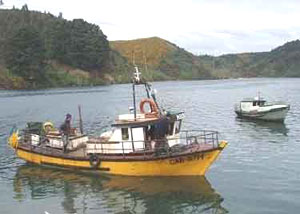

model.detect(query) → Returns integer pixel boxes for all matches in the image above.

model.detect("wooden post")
[130,127,135,152]
[78,105,83,134]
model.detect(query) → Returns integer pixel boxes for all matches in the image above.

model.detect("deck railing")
[86,129,220,158]
[180,130,219,147]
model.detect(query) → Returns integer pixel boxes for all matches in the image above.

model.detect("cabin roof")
[241,97,266,102]
[112,117,163,128]
[112,111,184,128]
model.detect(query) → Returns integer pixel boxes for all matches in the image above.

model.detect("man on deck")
[60,113,72,152]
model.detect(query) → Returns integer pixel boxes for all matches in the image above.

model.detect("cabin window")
[121,128,129,140]
[174,120,182,134]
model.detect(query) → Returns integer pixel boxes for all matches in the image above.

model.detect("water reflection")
[13,164,227,214]
[236,118,289,136]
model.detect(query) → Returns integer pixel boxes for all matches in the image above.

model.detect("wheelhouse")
[86,112,184,154]
[240,97,266,111]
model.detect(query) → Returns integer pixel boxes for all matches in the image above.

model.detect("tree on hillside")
[44,18,110,72]
[4,26,46,84]
[21,4,28,11]
[65,19,109,71]
[45,19,69,60]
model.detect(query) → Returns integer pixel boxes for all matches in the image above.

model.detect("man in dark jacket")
[60,113,72,152]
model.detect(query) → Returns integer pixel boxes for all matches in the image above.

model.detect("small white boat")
[234,96,290,122]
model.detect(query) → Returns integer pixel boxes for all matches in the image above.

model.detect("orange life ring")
[140,98,159,118]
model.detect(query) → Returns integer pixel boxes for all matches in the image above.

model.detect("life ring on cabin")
[89,154,101,169]
[43,121,54,134]
[139,98,159,118]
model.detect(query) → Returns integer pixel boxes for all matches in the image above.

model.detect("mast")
[132,66,141,120]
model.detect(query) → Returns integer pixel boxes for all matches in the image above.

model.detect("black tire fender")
[89,154,100,169]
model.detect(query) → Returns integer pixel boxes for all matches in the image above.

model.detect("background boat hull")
[235,108,289,122]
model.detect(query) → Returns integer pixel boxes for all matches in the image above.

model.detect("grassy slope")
[110,37,177,66]
[110,37,211,80]
[110,37,177,81]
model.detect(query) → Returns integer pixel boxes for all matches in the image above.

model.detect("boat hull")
[235,107,289,122]
[14,141,227,176]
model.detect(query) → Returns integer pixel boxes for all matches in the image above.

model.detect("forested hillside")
[0,6,131,89]
[247,40,300,77]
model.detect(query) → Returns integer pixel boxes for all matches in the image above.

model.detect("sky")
[2,0,300,56]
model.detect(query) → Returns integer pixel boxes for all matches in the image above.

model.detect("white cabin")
[239,97,266,112]
[86,112,184,154]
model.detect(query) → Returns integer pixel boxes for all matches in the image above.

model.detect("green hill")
[110,37,211,80]
[247,40,300,77]
[199,52,268,78]
[199,41,300,78]
[0,6,131,89]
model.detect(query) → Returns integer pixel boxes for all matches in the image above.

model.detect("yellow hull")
[14,141,227,176]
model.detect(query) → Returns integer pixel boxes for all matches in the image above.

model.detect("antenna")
[133,66,141,83]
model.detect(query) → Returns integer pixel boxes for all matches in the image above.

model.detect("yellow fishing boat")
[8,67,227,176]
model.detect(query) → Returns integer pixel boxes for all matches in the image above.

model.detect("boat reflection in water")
[13,164,227,214]
[236,118,289,136]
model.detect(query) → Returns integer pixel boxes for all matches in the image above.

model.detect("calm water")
[1,78,300,214]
